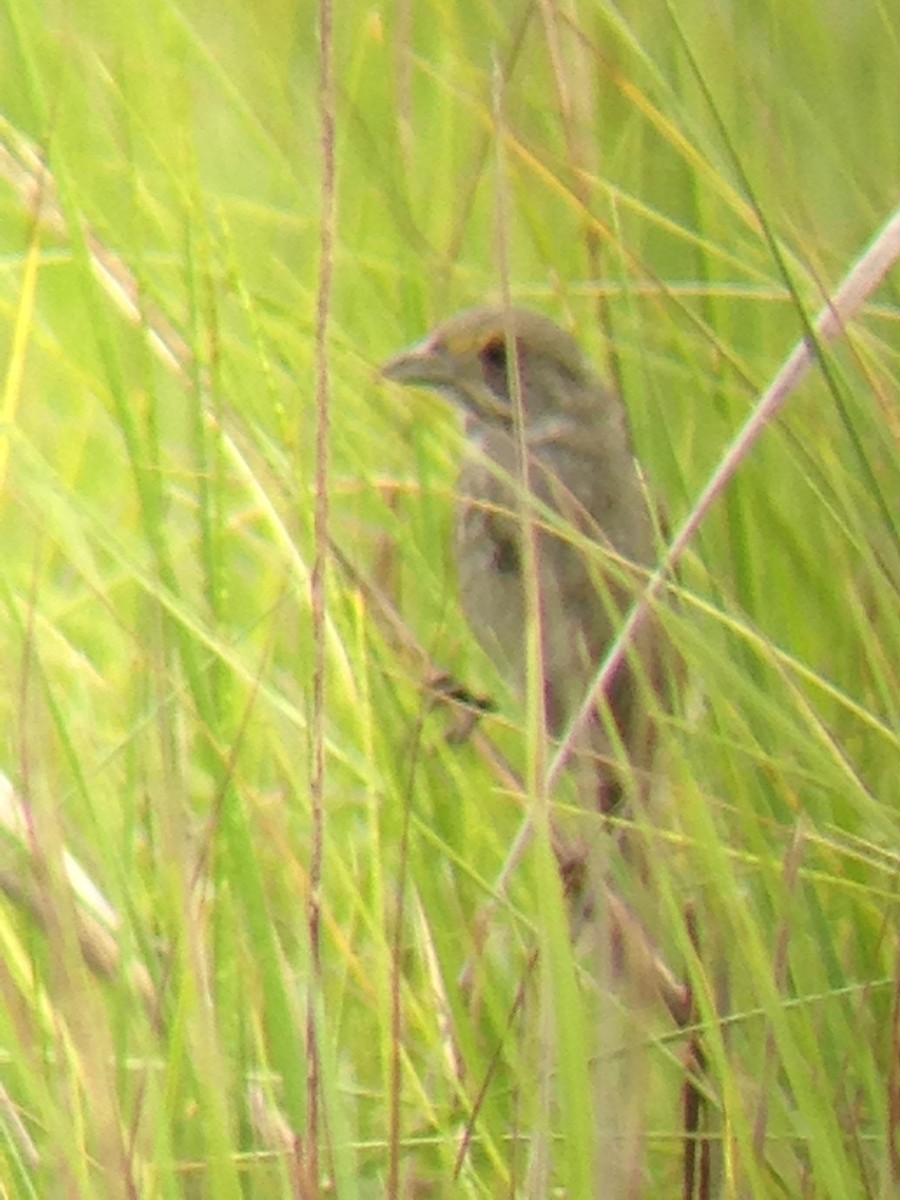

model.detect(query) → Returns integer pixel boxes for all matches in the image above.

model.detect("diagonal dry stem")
[550,206,900,795]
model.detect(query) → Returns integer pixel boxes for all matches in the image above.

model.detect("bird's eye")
[480,337,507,373]
[479,336,515,403]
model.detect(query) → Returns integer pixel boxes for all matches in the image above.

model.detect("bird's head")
[381,307,595,437]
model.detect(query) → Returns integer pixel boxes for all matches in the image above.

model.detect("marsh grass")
[0,0,897,1196]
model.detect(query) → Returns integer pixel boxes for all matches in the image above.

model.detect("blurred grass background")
[0,0,898,1196]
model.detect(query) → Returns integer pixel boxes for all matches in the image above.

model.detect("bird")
[381,305,663,819]
[382,312,689,1199]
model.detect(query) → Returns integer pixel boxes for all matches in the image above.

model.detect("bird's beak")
[381,336,509,424]
[380,338,454,391]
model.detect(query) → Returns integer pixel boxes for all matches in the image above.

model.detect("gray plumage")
[382,306,660,810]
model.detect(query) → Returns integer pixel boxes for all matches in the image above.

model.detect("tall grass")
[0,0,897,1195]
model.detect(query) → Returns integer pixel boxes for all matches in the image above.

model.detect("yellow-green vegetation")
[0,0,897,1196]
